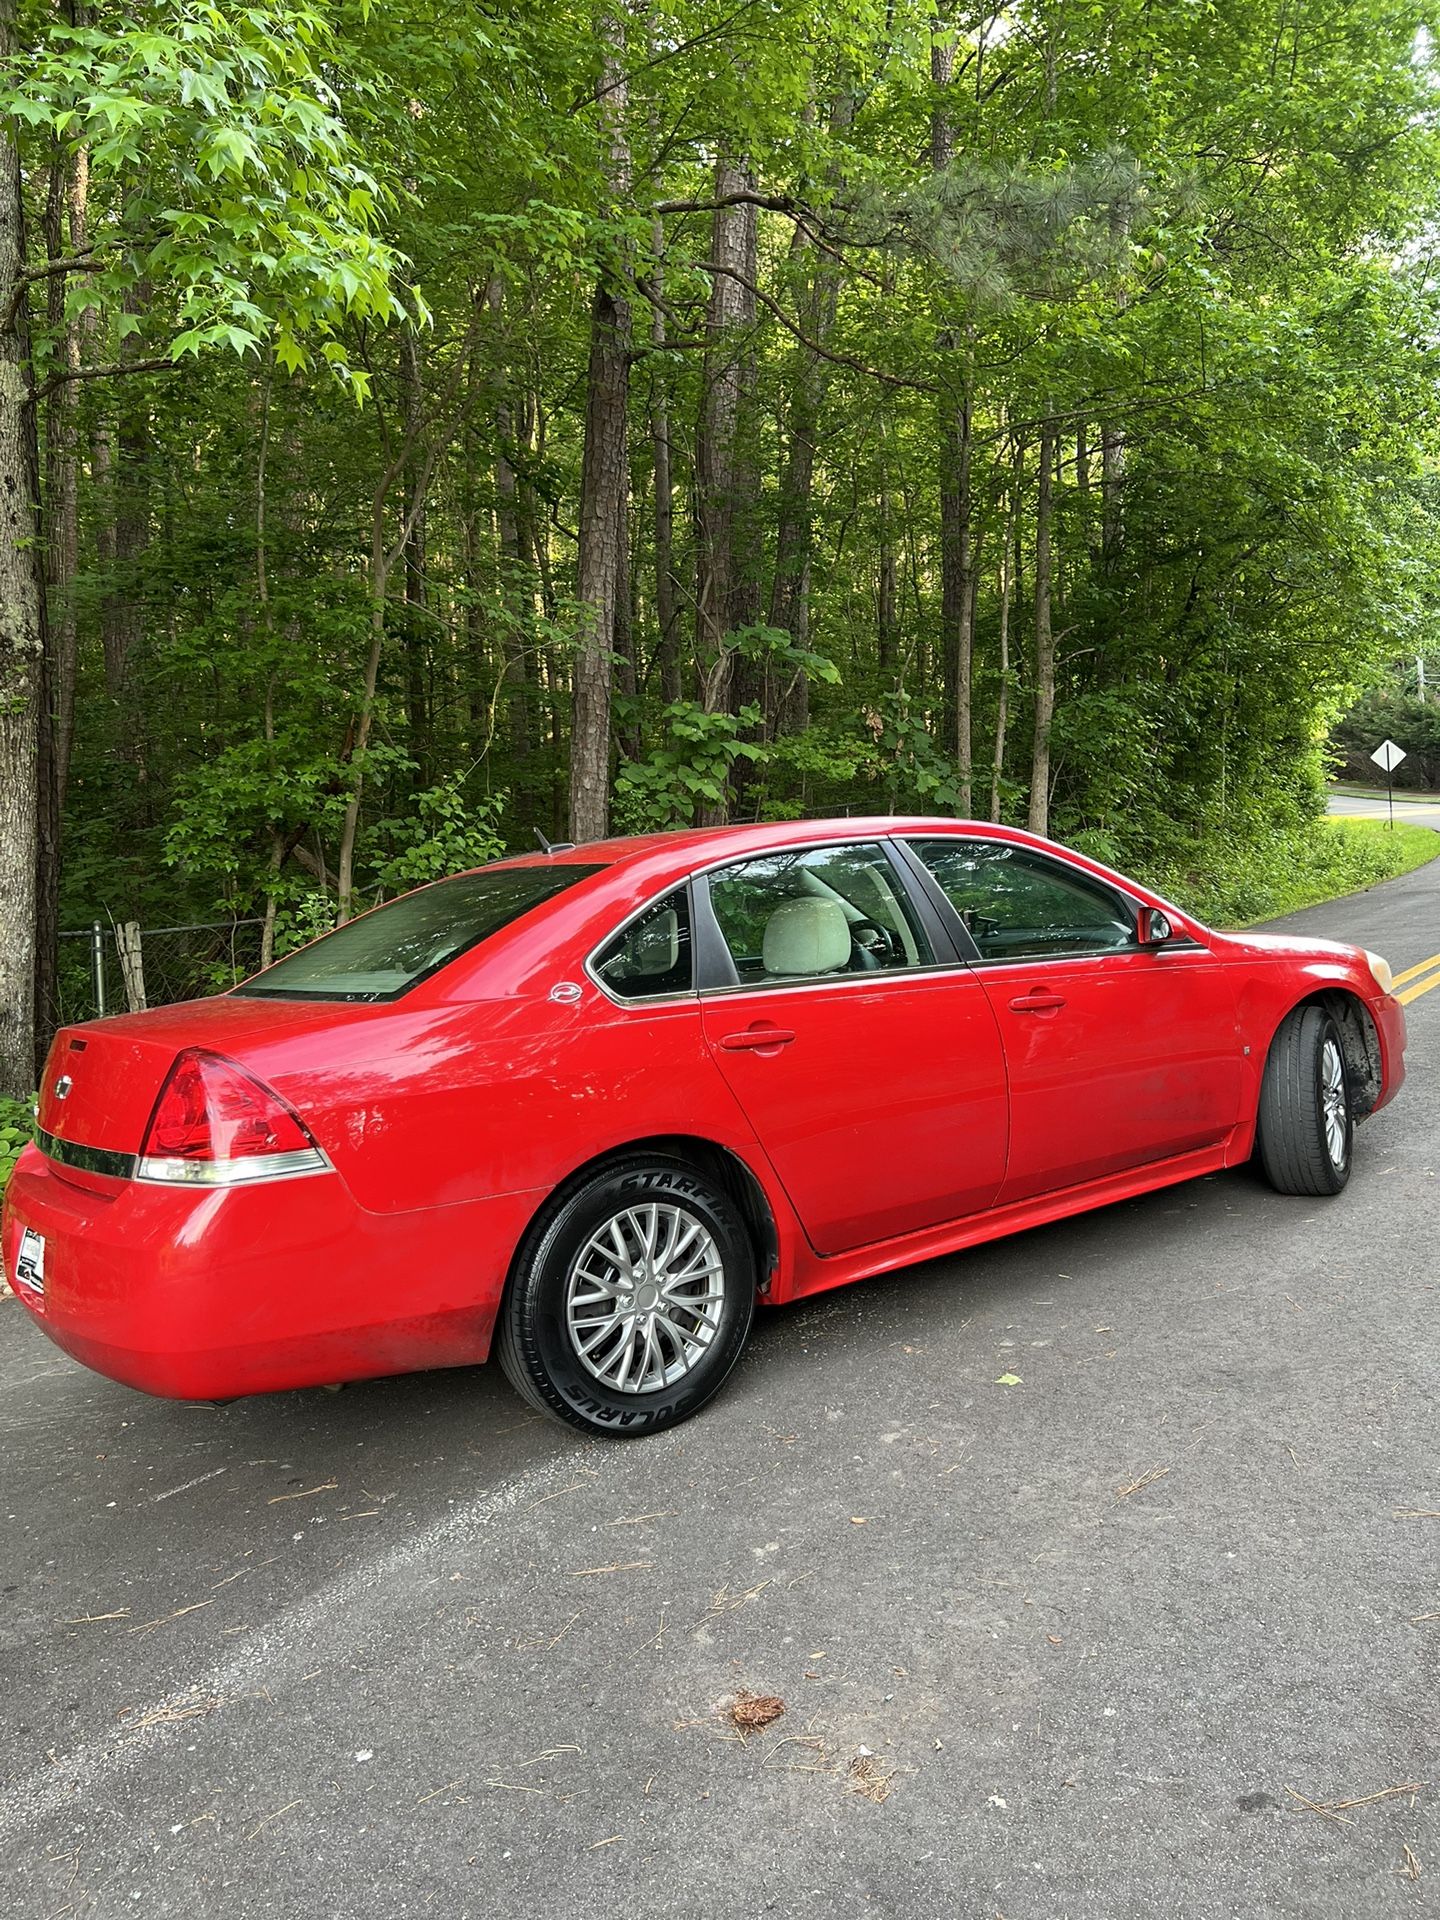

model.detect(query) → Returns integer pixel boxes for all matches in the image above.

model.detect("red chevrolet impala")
[2,818,1406,1434]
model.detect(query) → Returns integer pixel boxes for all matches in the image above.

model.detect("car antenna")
[533,826,577,855]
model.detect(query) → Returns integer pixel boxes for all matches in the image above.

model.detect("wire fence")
[52,919,265,1028]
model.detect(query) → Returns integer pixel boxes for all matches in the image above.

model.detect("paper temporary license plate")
[14,1227,45,1295]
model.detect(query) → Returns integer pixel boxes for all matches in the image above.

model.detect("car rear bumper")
[1,1145,542,1400]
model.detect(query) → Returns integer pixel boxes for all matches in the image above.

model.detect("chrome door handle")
[1008,991,1066,1013]
[720,1027,797,1051]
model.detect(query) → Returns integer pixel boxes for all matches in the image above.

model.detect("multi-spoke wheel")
[497,1158,756,1435]
[1256,1004,1354,1197]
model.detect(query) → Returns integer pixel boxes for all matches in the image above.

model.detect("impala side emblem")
[549,981,583,1005]
[54,1075,73,1101]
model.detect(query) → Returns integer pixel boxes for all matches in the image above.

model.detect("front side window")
[592,888,693,999]
[908,839,1135,962]
[707,843,933,987]
[237,864,603,1001]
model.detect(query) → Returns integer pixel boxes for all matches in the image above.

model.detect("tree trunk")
[930,9,956,170]
[695,154,757,721]
[101,353,148,699]
[35,134,86,1064]
[649,213,681,704]
[0,0,45,1097]
[613,461,641,763]
[990,437,1019,823]
[1100,421,1124,572]
[1028,425,1056,837]
[399,326,430,786]
[483,277,533,765]
[43,138,84,807]
[336,394,443,913]
[878,471,898,688]
[568,11,631,843]
[940,390,975,814]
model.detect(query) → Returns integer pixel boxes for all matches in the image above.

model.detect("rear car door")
[905,837,1244,1207]
[696,840,1009,1255]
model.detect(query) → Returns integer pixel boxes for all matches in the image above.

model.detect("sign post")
[1370,738,1407,829]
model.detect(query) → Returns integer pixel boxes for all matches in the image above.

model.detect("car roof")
[494,815,1008,880]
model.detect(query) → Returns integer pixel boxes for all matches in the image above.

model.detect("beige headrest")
[762,896,851,976]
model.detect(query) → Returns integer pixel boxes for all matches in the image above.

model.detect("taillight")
[138,1049,329,1186]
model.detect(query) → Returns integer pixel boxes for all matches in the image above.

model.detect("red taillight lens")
[138,1049,326,1184]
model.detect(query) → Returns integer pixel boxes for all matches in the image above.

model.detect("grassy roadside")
[1146,817,1440,929]
[1330,782,1440,804]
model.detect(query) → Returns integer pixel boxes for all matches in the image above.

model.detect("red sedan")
[2,818,1406,1434]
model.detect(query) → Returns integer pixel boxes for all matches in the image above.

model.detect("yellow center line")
[1397,968,1440,1007]
[1389,951,1440,990]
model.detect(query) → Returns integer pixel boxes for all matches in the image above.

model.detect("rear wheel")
[1256,1005,1353,1197]
[496,1157,756,1436]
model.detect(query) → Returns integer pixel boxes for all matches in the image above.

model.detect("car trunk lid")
[36,997,393,1190]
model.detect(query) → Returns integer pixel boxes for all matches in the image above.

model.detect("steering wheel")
[849,917,901,967]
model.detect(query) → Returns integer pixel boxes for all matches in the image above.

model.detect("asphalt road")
[4,861,1439,1920]
[1328,790,1440,826]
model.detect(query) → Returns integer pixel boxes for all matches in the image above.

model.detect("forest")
[2,0,1440,1101]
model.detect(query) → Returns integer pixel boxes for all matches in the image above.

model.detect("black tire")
[1256,1005,1353,1197]
[496,1156,756,1436]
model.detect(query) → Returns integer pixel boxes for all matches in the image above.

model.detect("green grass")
[1146,818,1440,929]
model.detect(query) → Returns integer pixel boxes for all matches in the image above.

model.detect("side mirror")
[1137,907,1174,947]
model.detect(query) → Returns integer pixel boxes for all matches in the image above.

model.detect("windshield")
[235,865,604,1001]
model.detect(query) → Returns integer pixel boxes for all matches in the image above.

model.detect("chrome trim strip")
[37,1129,135,1181]
[581,830,1208,1007]
[583,882,702,1010]
[136,1147,332,1187]
[696,959,979,1001]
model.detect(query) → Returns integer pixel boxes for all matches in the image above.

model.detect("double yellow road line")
[1392,952,1440,1007]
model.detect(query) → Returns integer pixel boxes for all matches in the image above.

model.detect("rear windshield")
[235,865,603,1002]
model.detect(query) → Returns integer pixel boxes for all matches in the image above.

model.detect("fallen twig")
[243,1799,302,1842]
[1324,1782,1423,1812]
[130,1695,222,1730]
[762,1734,838,1774]
[1115,1465,1170,1502]
[267,1480,338,1505]
[413,1778,465,1808]
[127,1600,213,1636]
[1284,1787,1353,1826]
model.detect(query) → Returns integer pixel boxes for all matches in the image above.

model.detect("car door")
[905,836,1244,1207]
[696,840,1009,1255]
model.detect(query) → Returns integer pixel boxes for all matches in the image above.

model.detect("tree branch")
[31,354,179,403]
[687,260,937,393]
[1,250,100,333]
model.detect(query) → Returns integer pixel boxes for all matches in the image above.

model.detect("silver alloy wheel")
[1321,1036,1347,1166]
[565,1202,726,1395]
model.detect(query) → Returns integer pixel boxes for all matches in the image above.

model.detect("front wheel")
[1256,1005,1353,1197]
[496,1157,756,1436]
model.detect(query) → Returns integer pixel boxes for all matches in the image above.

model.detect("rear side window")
[592,889,693,999]
[237,865,603,1001]
[707,843,933,986]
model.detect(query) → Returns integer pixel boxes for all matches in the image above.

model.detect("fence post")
[91,921,106,1019]
[116,921,148,1013]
